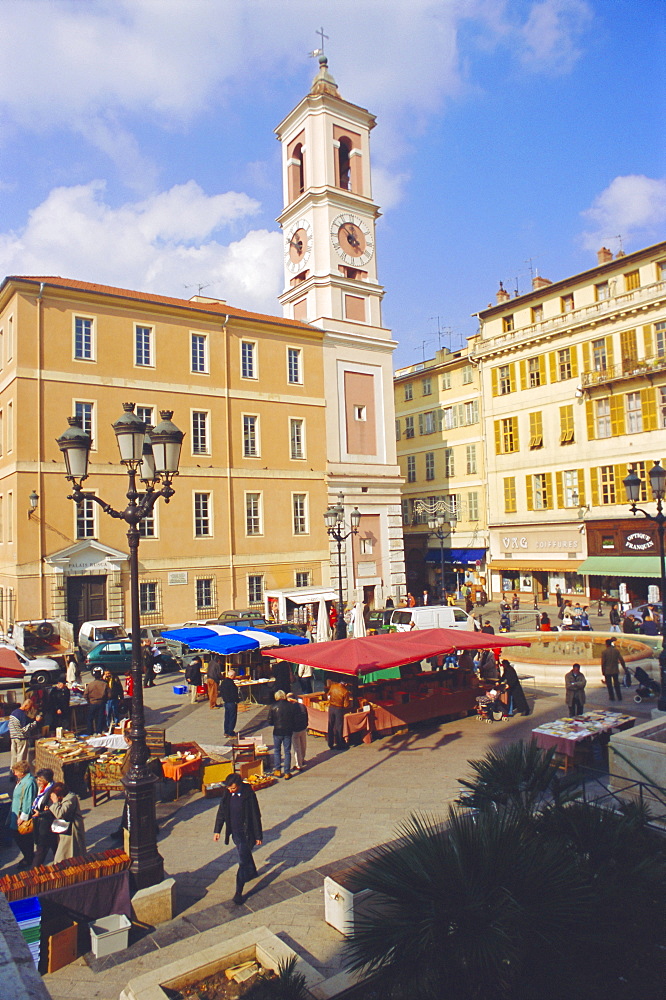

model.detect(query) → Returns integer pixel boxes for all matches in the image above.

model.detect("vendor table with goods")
[304,670,481,742]
[35,735,99,796]
[532,711,635,767]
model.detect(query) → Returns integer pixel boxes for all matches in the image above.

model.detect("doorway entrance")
[362,585,375,609]
[67,576,107,638]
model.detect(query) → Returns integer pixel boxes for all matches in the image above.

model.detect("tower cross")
[316,26,329,52]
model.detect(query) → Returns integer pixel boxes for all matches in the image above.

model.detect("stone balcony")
[581,351,666,389]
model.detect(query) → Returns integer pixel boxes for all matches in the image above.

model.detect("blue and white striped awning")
[162,625,309,655]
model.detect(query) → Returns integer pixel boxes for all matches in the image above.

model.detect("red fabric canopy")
[0,646,26,679]
[261,628,530,677]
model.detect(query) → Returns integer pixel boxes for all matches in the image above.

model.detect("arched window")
[287,137,305,202]
[338,138,352,190]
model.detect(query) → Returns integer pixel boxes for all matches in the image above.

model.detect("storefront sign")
[625,532,654,552]
[492,526,581,557]
[168,572,188,585]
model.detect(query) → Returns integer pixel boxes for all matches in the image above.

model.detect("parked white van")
[390,605,475,632]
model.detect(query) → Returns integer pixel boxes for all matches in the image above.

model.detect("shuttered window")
[495,416,519,454]
[529,411,543,449]
[504,478,517,514]
[560,405,574,444]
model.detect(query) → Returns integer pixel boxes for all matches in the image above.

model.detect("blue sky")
[0,0,664,367]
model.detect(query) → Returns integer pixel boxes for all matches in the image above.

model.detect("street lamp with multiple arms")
[623,460,666,712]
[428,511,457,604]
[324,492,361,640]
[57,403,184,888]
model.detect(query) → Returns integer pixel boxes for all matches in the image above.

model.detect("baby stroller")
[476,690,506,724]
[633,665,661,703]
[499,611,511,633]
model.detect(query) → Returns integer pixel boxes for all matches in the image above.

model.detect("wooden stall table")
[532,710,635,770]
[368,686,478,734]
[160,742,204,797]
[235,676,272,705]
[35,736,98,797]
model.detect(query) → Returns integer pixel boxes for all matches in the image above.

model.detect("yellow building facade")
[475,240,666,605]
[394,345,488,602]
[0,276,330,633]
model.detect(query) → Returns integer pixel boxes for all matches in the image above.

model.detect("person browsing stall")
[564,663,586,717]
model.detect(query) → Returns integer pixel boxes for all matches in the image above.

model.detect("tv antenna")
[184,282,212,296]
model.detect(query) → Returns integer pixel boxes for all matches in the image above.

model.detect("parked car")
[78,620,128,659]
[0,643,63,686]
[86,639,179,676]
[626,602,662,625]
[217,609,265,623]
[366,609,392,633]
[126,625,176,660]
[390,605,475,632]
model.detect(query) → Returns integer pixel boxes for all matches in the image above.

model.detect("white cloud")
[0,180,283,314]
[0,1,593,195]
[581,175,666,251]
[519,0,592,74]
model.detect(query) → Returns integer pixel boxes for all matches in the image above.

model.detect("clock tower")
[275,56,406,607]
[276,54,385,333]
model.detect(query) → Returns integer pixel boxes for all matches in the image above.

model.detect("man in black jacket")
[220,669,240,738]
[213,773,262,905]
[267,690,294,778]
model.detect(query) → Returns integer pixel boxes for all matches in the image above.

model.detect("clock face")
[330,213,374,267]
[284,219,312,274]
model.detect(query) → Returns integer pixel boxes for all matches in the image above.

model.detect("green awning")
[578,556,661,579]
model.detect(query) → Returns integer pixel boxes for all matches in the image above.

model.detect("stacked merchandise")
[0,848,130,902]
[9,897,41,968]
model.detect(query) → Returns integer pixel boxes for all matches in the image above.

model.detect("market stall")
[161,623,309,699]
[265,629,531,741]
[532,710,635,768]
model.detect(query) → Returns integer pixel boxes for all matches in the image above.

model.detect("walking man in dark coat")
[220,668,240,738]
[213,772,262,905]
[601,638,627,702]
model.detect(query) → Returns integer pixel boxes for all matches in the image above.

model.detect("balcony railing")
[475,279,666,355]
[581,351,666,389]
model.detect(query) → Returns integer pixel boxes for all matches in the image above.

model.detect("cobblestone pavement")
[0,636,653,1000]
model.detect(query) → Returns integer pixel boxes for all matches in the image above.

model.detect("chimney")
[532,275,552,290]
[496,281,511,304]
[597,247,613,265]
[615,249,626,258]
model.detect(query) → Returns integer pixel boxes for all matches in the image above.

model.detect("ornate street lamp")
[57,404,184,889]
[414,499,457,604]
[623,461,666,712]
[324,492,361,639]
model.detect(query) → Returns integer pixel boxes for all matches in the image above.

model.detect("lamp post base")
[123,772,164,891]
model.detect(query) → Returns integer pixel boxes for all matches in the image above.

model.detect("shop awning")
[577,556,661,579]
[491,560,583,572]
[426,548,487,565]
[264,587,336,605]
[261,628,530,677]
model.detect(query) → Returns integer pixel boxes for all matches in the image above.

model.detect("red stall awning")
[261,628,530,677]
[0,646,26,679]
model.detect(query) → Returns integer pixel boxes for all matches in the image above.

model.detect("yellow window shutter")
[610,395,625,436]
[539,355,546,383]
[582,341,590,371]
[494,420,501,454]
[549,352,557,383]
[555,471,564,509]
[576,469,585,506]
[585,399,595,440]
[643,324,653,357]
[545,472,553,508]
[525,475,533,511]
[570,345,578,379]
[519,360,527,391]
[606,335,614,368]
[590,467,599,507]
[512,416,519,451]
[491,367,498,396]
[614,464,627,498]
[509,362,516,392]
[641,387,657,431]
